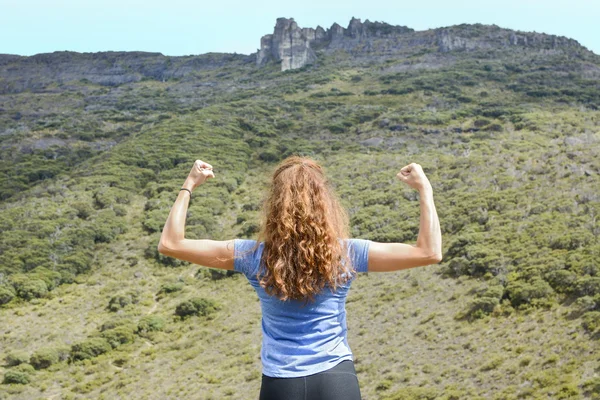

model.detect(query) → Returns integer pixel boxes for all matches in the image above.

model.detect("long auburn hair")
[254,156,354,302]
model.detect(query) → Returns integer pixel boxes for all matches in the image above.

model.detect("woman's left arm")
[157,160,235,270]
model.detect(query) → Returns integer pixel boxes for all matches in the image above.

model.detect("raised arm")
[157,160,235,270]
[367,163,442,272]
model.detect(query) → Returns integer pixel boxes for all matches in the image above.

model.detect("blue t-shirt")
[233,238,371,378]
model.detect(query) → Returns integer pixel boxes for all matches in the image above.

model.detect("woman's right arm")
[367,163,442,272]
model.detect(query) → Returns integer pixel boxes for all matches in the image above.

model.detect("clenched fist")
[396,163,432,192]
[183,159,215,191]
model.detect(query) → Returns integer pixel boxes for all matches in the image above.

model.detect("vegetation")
[0,26,599,399]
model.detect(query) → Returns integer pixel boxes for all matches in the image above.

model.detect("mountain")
[0,18,599,399]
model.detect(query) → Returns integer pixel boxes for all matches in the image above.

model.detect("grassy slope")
[1,45,600,399]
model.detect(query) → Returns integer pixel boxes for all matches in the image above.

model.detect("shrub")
[575,277,600,297]
[93,209,128,243]
[9,275,48,300]
[464,297,499,320]
[460,284,504,320]
[2,369,31,385]
[574,295,600,313]
[376,379,393,391]
[545,269,577,294]
[60,251,93,274]
[4,351,29,367]
[92,187,132,209]
[100,317,132,332]
[71,338,112,361]
[30,348,60,370]
[195,268,236,281]
[100,326,136,348]
[137,315,166,335]
[157,282,184,296]
[72,201,94,219]
[0,285,15,305]
[506,278,554,307]
[13,363,35,374]
[175,297,219,319]
[113,205,128,217]
[473,118,491,127]
[28,267,62,291]
[28,346,67,370]
[581,311,600,333]
[108,292,139,312]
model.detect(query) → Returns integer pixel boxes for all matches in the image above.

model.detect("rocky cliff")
[257,17,588,71]
[257,17,415,71]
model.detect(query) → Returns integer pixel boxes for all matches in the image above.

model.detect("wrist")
[418,184,433,196]
[182,179,196,192]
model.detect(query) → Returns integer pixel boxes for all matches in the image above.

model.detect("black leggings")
[259,360,362,400]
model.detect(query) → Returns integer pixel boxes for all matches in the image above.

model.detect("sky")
[1,0,599,57]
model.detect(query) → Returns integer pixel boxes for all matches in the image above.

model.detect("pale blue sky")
[2,0,599,57]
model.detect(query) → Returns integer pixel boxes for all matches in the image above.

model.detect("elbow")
[157,240,174,255]
[425,251,442,265]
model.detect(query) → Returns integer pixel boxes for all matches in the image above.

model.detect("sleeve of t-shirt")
[233,239,259,277]
[348,238,371,273]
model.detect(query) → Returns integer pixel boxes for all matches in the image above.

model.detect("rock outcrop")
[257,18,320,71]
[257,17,414,71]
[257,18,589,71]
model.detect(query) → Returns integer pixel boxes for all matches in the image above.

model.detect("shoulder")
[233,239,264,276]
[344,238,371,255]
[343,238,371,273]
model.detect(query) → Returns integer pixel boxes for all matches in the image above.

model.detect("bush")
[574,295,600,313]
[13,363,35,374]
[464,297,499,320]
[0,285,15,305]
[137,315,166,335]
[4,351,29,367]
[575,277,600,297]
[70,338,112,361]
[2,369,31,385]
[581,311,600,333]
[545,269,577,294]
[100,326,136,348]
[60,251,93,274]
[28,267,62,291]
[175,297,219,319]
[108,292,139,312]
[30,348,59,369]
[99,317,132,332]
[93,187,132,209]
[9,275,48,301]
[460,284,504,320]
[506,278,554,307]
[72,201,94,219]
[157,282,184,296]
[195,268,236,281]
[113,205,127,217]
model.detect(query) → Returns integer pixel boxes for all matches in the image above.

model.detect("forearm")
[415,186,442,260]
[159,179,194,247]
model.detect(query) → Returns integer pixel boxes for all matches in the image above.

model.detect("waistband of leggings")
[262,360,357,380]
[320,360,356,375]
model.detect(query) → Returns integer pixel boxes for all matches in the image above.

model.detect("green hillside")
[1,23,599,399]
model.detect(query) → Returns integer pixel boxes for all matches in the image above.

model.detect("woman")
[158,156,442,400]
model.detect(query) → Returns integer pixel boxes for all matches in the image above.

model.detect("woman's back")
[234,238,370,378]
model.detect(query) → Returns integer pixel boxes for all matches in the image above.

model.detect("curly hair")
[255,156,354,302]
